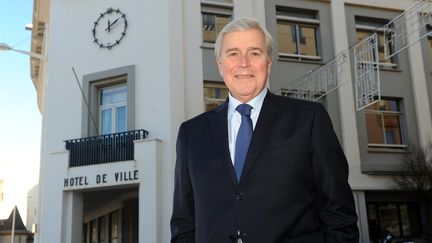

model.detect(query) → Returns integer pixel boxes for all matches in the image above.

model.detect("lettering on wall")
[64,170,139,189]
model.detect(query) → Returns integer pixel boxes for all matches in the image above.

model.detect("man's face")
[217,29,272,103]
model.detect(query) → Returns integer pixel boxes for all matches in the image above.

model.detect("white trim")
[205,98,226,102]
[367,143,408,148]
[201,1,233,9]
[355,24,387,32]
[379,62,398,68]
[201,7,232,16]
[201,42,215,49]
[276,15,320,25]
[279,52,322,60]
[364,109,401,115]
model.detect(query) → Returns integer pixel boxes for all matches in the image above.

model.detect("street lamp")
[0,43,45,60]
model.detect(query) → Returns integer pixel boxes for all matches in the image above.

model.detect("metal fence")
[383,0,432,60]
[281,50,349,101]
[354,33,381,110]
[65,129,149,167]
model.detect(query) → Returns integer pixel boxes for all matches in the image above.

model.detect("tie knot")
[236,104,252,116]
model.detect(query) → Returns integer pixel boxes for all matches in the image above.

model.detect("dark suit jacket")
[171,92,359,243]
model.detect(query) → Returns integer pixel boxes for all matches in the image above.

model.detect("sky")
[0,0,41,223]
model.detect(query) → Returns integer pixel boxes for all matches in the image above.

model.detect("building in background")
[30,0,432,242]
[26,185,38,233]
[0,206,33,243]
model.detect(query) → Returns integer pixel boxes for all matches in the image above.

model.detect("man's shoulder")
[267,92,322,111]
[181,102,226,128]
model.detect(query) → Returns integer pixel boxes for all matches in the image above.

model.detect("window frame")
[276,10,322,62]
[98,215,107,243]
[355,19,398,69]
[201,1,233,47]
[426,25,432,69]
[90,219,98,243]
[82,65,135,137]
[203,81,229,111]
[82,223,89,243]
[98,84,128,135]
[364,98,407,150]
[366,202,422,239]
[110,210,119,240]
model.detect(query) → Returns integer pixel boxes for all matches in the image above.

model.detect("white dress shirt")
[227,89,267,165]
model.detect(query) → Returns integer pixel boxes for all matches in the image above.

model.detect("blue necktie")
[234,104,253,181]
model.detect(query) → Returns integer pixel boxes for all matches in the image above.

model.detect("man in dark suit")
[171,18,359,243]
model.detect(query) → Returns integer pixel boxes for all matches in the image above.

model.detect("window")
[356,17,397,68]
[99,84,127,135]
[364,99,406,149]
[201,2,232,44]
[99,215,107,243]
[204,81,229,111]
[367,202,421,241]
[276,7,321,61]
[110,210,119,243]
[427,26,432,66]
[429,37,432,66]
[84,65,135,137]
[90,219,97,243]
[82,211,121,243]
[82,223,88,243]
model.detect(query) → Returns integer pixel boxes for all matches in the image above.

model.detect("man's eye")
[251,51,261,57]
[228,52,238,57]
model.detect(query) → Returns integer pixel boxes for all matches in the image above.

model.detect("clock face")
[92,8,127,49]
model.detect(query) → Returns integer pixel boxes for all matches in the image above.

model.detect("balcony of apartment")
[64,129,149,167]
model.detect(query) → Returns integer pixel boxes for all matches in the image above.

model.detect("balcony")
[65,129,149,167]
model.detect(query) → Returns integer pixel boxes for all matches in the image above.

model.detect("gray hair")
[214,18,274,60]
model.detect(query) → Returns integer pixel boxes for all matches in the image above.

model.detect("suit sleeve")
[170,124,196,243]
[310,104,359,243]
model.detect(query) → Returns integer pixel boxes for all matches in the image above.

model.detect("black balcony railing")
[65,129,149,167]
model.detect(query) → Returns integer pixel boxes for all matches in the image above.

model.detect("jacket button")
[236,192,244,200]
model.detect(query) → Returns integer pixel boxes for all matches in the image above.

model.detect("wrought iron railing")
[281,51,349,102]
[65,129,149,167]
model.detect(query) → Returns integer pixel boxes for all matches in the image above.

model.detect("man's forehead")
[221,30,266,48]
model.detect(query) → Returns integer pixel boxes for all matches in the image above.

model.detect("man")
[171,18,359,243]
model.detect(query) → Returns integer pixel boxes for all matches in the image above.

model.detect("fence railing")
[281,50,349,101]
[64,129,149,167]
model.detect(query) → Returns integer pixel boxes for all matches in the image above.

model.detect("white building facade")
[30,0,432,242]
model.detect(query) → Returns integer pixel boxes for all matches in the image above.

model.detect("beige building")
[30,0,432,242]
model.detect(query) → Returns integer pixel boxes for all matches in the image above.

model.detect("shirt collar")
[228,88,267,118]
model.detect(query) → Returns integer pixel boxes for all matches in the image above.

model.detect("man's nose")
[238,54,250,68]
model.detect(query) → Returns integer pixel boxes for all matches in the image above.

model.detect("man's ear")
[216,58,223,77]
[267,58,272,73]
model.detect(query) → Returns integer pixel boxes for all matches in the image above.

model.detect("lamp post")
[0,43,45,60]
[10,206,16,243]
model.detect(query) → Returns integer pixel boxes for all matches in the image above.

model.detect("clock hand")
[106,19,111,32]
[105,18,120,32]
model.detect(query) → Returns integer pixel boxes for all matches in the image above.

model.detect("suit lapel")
[239,92,282,182]
[210,102,238,186]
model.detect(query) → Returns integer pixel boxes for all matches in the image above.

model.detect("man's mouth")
[234,74,255,78]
